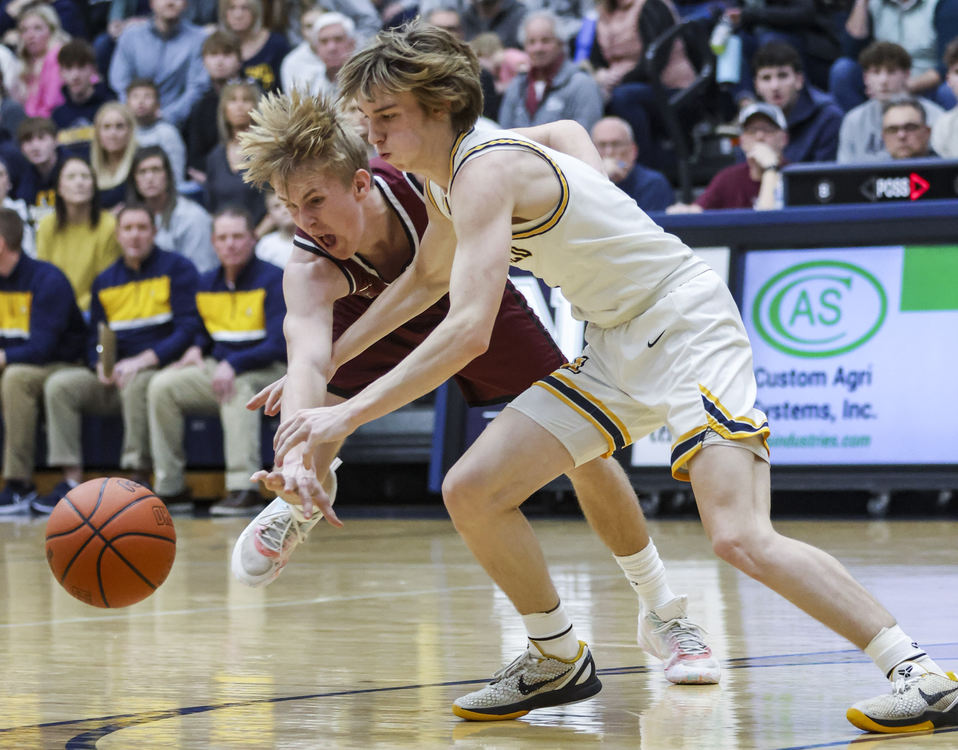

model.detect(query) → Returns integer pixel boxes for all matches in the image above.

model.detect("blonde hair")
[217,80,261,142]
[238,89,370,189]
[219,0,263,37]
[17,3,70,61]
[90,102,138,190]
[338,21,483,134]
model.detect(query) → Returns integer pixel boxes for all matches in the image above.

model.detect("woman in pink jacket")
[14,3,68,118]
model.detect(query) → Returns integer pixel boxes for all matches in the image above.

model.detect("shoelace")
[491,650,543,683]
[891,673,924,698]
[257,510,308,555]
[653,617,710,655]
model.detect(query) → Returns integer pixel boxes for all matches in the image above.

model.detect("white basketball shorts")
[507,269,770,481]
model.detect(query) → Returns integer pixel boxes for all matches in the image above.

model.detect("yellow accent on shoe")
[528,639,587,663]
[845,707,934,734]
[452,704,529,721]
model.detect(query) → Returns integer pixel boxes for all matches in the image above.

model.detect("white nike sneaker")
[230,459,340,587]
[847,663,958,733]
[638,595,721,684]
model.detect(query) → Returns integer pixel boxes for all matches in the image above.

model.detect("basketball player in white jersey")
[235,91,722,692]
[270,25,958,730]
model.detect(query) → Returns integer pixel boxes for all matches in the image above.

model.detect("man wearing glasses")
[880,99,936,160]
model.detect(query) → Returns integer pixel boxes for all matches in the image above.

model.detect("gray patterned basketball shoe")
[452,641,602,720]
[847,663,958,733]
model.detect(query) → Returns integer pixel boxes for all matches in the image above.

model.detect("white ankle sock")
[865,625,946,679]
[523,602,580,660]
[614,541,677,610]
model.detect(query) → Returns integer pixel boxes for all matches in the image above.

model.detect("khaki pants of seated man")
[44,365,156,472]
[147,359,287,497]
[1,362,73,481]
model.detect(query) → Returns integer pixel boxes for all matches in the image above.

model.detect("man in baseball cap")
[668,102,788,212]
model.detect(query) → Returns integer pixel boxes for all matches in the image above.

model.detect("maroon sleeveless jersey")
[294,159,564,406]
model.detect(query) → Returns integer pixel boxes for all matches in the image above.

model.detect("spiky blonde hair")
[238,90,370,190]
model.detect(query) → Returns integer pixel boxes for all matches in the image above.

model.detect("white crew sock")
[522,602,581,660]
[614,540,677,610]
[865,625,946,679]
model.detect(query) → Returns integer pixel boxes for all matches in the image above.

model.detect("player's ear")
[352,168,372,198]
[425,100,452,121]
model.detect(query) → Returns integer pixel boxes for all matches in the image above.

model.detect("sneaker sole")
[665,656,722,685]
[846,707,935,733]
[846,705,958,733]
[666,668,722,685]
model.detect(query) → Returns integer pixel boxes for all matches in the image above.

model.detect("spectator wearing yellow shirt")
[35,156,120,311]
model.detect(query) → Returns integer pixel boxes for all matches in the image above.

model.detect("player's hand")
[251,453,342,526]
[273,403,357,469]
[247,374,286,415]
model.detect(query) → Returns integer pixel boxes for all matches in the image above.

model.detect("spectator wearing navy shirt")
[0,207,86,514]
[14,116,67,222]
[591,116,674,212]
[148,207,286,514]
[51,39,116,156]
[750,41,843,163]
[219,0,290,93]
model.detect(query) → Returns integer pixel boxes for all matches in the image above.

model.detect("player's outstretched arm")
[330,202,457,371]
[273,159,515,467]
[276,249,345,419]
[251,248,351,524]
[512,120,606,175]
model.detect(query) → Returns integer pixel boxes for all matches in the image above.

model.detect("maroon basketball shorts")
[329,282,566,406]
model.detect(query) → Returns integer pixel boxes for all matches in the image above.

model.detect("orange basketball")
[45,477,176,608]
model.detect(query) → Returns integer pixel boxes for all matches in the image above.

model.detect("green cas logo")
[752,260,887,357]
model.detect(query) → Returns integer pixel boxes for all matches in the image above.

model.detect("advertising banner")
[741,245,958,465]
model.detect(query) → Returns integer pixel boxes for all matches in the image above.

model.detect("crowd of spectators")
[0,0,953,218]
[0,0,956,514]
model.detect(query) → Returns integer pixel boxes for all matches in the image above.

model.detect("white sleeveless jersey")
[425,127,709,328]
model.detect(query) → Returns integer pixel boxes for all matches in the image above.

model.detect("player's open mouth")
[318,234,337,251]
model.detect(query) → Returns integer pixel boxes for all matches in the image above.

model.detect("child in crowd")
[255,190,295,267]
